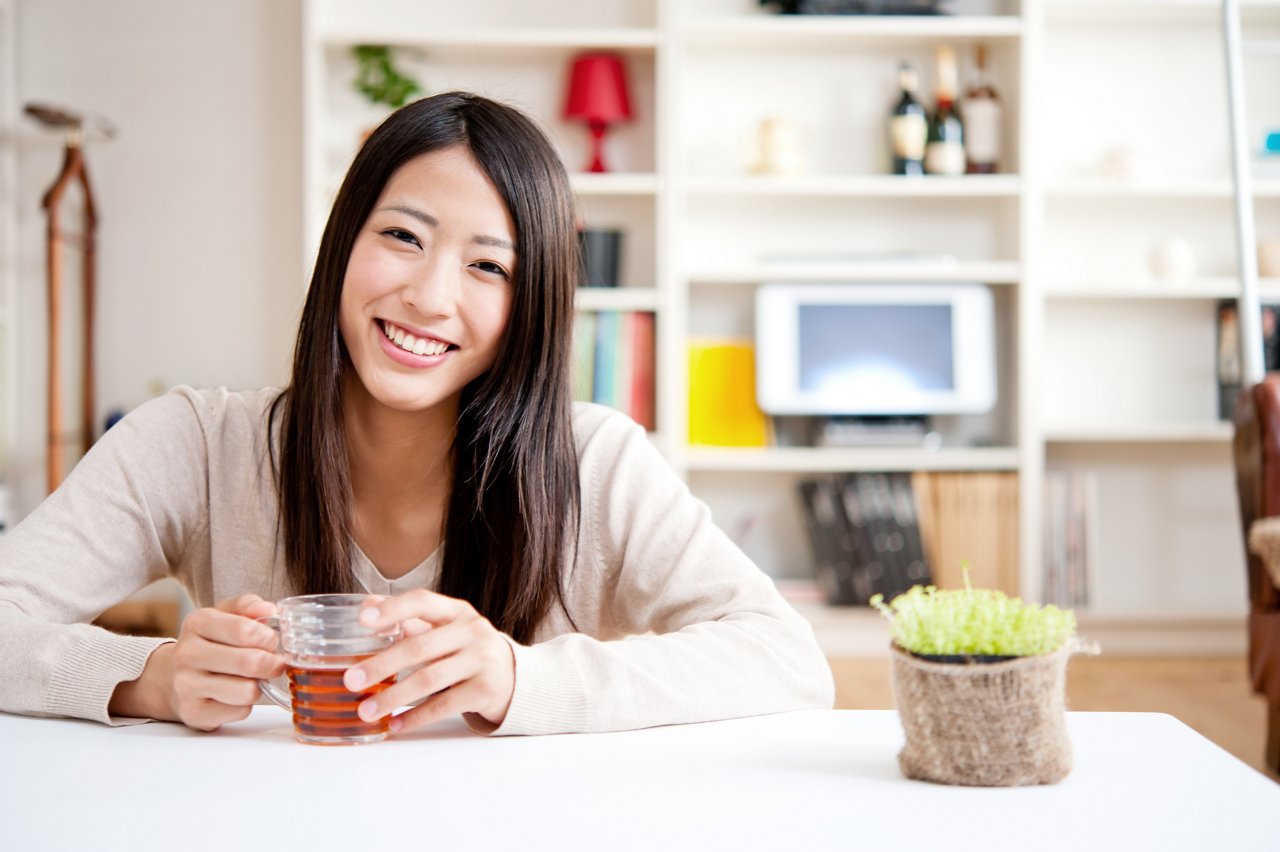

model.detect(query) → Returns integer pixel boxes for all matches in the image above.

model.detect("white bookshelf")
[303,0,1265,654]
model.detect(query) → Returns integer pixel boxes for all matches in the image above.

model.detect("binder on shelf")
[687,339,770,447]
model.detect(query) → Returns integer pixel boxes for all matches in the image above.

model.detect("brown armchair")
[1232,377,1280,774]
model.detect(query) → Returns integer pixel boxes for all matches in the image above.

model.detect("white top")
[0,708,1274,851]
[0,387,833,734]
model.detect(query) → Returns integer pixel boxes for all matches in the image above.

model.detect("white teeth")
[382,321,450,356]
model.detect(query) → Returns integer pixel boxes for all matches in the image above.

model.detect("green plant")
[870,570,1076,658]
[352,45,422,109]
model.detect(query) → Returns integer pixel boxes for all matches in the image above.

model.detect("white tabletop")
[1,708,1276,851]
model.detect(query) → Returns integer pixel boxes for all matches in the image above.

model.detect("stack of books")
[1042,469,1097,609]
[572,310,656,431]
[797,472,932,606]
[911,471,1020,596]
[798,471,1022,607]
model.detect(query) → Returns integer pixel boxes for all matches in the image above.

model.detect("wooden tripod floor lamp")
[25,103,112,494]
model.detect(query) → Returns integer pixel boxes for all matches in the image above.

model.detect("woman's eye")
[382,228,420,247]
[472,261,510,279]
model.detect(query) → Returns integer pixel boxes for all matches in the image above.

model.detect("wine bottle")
[924,45,965,177]
[888,62,927,177]
[962,43,1002,174]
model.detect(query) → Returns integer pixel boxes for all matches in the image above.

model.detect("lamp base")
[586,119,609,173]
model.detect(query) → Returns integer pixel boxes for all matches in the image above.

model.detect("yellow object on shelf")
[687,339,771,447]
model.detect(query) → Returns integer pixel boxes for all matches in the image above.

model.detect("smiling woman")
[0,92,834,740]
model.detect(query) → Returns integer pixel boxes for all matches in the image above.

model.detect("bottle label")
[963,99,1002,166]
[925,142,965,176]
[890,115,927,159]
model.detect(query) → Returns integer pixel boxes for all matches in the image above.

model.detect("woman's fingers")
[177,636,283,680]
[184,699,254,732]
[388,680,485,734]
[358,589,464,632]
[356,649,476,723]
[186,606,279,652]
[214,593,277,620]
[344,620,471,693]
[167,598,285,733]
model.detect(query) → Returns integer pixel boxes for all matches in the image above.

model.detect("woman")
[0,92,833,735]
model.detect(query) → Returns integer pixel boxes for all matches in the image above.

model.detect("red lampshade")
[563,53,633,125]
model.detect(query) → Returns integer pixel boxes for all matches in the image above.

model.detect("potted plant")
[871,577,1083,787]
[351,45,423,140]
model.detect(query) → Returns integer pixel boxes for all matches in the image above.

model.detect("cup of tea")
[258,594,400,746]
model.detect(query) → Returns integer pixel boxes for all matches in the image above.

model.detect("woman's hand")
[342,591,516,734]
[165,593,284,731]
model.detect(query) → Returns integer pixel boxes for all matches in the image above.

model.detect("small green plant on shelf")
[352,45,422,110]
[870,570,1077,659]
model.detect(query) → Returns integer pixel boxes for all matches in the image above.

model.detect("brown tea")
[286,655,395,745]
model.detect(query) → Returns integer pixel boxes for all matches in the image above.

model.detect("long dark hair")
[270,92,580,643]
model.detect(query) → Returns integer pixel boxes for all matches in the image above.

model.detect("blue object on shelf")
[1265,130,1280,155]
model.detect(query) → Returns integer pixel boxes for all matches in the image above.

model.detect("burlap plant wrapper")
[890,642,1073,786]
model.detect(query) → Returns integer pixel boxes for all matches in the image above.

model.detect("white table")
[1,708,1276,851]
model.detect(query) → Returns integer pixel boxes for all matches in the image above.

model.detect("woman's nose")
[402,258,460,317]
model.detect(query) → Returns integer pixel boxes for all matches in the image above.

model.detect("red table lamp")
[563,52,632,173]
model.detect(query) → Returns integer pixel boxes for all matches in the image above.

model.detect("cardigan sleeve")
[486,407,834,736]
[0,389,210,725]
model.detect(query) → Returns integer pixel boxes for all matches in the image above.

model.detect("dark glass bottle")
[888,62,927,176]
[924,44,965,177]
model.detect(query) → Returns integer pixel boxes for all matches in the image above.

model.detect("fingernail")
[345,668,367,690]
[389,717,403,733]
[358,699,378,721]
[360,607,380,625]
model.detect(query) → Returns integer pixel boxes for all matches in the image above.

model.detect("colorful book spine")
[577,309,657,431]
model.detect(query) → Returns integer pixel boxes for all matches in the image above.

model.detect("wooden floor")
[830,655,1278,781]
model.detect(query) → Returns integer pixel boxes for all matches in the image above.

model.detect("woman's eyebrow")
[473,234,515,252]
[379,204,438,228]
[379,204,513,252]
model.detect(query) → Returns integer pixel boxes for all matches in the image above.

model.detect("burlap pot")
[890,642,1073,786]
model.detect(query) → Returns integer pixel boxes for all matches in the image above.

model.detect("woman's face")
[339,145,516,416]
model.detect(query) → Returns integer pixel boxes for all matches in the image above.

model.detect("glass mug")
[258,594,401,745]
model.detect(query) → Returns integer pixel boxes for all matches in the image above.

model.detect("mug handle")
[255,615,292,711]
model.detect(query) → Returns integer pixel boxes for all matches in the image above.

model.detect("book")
[910,471,1019,595]
[579,310,658,431]
[629,311,656,430]
[593,310,620,410]
[1042,469,1097,608]
[571,311,596,403]
[687,340,771,447]
[888,471,932,591]
[798,478,867,606]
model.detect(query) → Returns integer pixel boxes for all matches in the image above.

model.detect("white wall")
[12,0,303,517]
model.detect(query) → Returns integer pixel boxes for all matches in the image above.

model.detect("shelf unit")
[302,0,1265,652]
[1035,0,1280,637]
